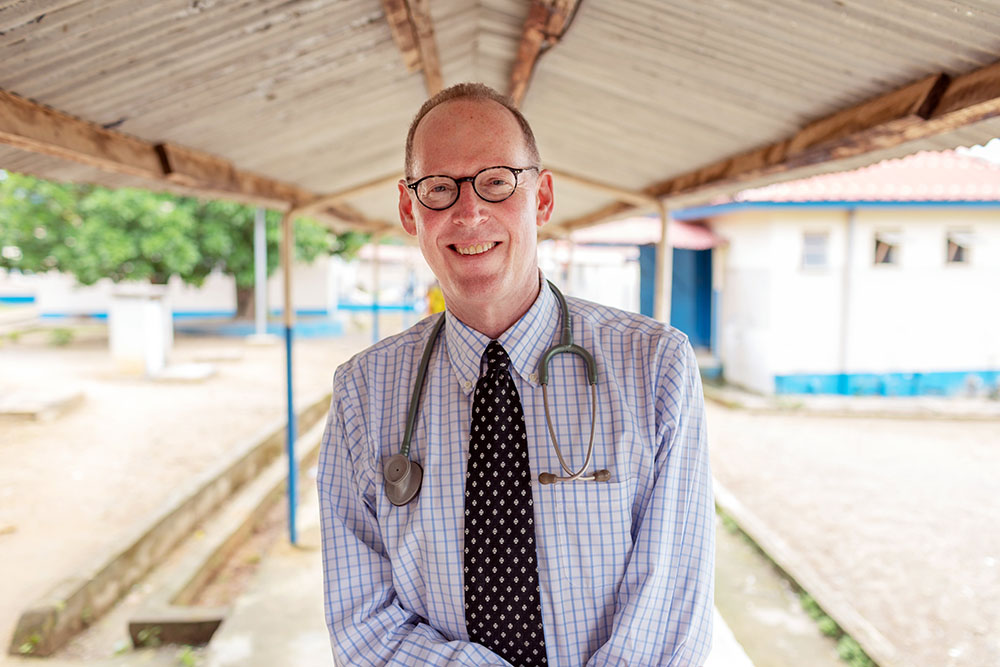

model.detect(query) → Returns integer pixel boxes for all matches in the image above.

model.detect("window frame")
[801,231,830,269]
[873,230,901,266]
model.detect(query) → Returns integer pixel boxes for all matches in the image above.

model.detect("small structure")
[108,283,173,376]
[679,151,1000,396]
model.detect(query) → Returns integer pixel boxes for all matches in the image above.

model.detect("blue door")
[638,245,712,348]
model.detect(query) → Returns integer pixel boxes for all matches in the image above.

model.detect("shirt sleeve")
[317,366,511,667]
[585,335,715,666]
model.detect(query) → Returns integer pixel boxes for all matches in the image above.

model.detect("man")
[317,83,714,666]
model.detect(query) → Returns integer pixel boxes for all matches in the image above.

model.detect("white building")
[681,150,1000,396]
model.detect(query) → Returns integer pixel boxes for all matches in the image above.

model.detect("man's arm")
[317,371,510,667]
[586,337,715,666]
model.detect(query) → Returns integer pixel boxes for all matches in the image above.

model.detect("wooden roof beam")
[555,58,1000,231]
[381,0,443,96]
[289,171,403,218]
[508,0,581,107]
[380,0,422,73]
[548,168,656,207]
[0,87,345,214]
[0,88,164,180]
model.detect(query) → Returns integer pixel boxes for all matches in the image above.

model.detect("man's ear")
[535,170,554,228]
[398,180,418,237]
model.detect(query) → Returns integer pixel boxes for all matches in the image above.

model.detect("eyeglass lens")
[415,167,519,209]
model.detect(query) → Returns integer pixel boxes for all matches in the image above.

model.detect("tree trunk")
[235,286,255,320]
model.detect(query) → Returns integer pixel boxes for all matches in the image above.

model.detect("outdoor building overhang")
[2,1,1000,237]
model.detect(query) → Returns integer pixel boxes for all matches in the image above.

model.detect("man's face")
[399,98,554,322]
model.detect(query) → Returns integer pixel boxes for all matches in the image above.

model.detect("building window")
[874,231,900,265]
[802,232,829,268]
[946,230,973,264]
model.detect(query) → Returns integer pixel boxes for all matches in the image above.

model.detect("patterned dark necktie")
[464,340,547,666]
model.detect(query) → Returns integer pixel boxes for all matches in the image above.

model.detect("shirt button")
[464,381,472,391]
[528,373,538,383]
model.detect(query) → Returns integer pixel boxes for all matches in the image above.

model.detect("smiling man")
[317,83,715,666]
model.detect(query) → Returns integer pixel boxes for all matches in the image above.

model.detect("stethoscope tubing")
[384,280,608,506]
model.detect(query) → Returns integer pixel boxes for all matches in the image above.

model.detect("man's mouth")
[452,242,498,256]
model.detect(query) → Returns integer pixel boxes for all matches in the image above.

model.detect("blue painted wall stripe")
[774,370,1000,397]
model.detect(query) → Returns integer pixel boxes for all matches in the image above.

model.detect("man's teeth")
[455,242,497,256]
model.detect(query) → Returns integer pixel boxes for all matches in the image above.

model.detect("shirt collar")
[444,275,560,396]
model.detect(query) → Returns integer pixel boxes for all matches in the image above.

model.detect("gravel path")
[707,402,1000,667]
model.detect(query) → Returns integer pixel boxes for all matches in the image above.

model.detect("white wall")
[712,206,1000,393]
[844,208,1000,373]
[710,212,779,394]
[0,252,432,318]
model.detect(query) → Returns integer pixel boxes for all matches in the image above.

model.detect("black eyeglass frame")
[405,165,539,211]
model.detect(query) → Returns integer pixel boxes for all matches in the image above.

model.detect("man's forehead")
[411,97,528,173]
[419,97,511,131]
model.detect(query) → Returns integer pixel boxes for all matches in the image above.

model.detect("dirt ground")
[0,314,405,652]
[708,402,1000,667]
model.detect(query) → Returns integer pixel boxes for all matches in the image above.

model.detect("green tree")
[0,171,368,319]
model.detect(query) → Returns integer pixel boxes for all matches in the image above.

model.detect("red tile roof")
[568,216,722,250]
[735,150,1000,203]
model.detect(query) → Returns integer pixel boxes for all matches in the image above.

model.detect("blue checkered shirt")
[317,280,715,666]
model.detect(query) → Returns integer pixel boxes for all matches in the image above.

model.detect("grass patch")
[716,505,879,667]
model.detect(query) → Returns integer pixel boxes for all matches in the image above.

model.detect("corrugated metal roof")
[2,0,1000,235]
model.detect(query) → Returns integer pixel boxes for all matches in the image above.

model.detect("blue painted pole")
[281,212,298,545]
[284,323,297,544]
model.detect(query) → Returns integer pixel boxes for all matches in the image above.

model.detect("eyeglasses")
[406,166,539,211]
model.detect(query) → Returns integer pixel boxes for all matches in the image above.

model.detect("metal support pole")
[654,201,673,324]
[254,208,267,336]
[281,211,298,545]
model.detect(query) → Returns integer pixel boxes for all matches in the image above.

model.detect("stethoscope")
[383,281,612,506]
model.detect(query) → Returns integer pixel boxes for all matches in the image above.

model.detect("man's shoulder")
[565,295,690,351]
[334,313,443,384]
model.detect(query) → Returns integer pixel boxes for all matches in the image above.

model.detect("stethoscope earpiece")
[384,453,424,506]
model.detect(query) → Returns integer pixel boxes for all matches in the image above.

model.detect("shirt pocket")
[533,478,633,615]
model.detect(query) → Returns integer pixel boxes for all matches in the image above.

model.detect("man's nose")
[450,181,488,226]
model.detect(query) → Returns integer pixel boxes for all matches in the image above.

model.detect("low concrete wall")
[7,391,331,657]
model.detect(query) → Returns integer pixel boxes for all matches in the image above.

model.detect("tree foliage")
[0,171,368,294]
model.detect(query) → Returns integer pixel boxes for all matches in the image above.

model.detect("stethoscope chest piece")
[384,453,423,506]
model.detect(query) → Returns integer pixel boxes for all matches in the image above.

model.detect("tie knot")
[482,340,510,374]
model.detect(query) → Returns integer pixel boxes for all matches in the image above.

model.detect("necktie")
[464,340,547,666]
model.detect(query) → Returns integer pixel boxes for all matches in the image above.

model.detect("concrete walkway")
[706,397,1000,667]
[202,473,753,667]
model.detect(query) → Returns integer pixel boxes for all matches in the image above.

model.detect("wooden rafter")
[380,0,421,72]
[553,60,1000,232]
[509,0,581,107]
[0,88,164,180]
[290,172,403,218]
[0,87,370,218]
[381,0,443,96]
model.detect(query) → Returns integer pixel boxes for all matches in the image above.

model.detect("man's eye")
[430,184,449,193]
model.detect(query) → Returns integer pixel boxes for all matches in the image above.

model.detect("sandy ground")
[0,314,408,652]
[708,402,1000,667]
